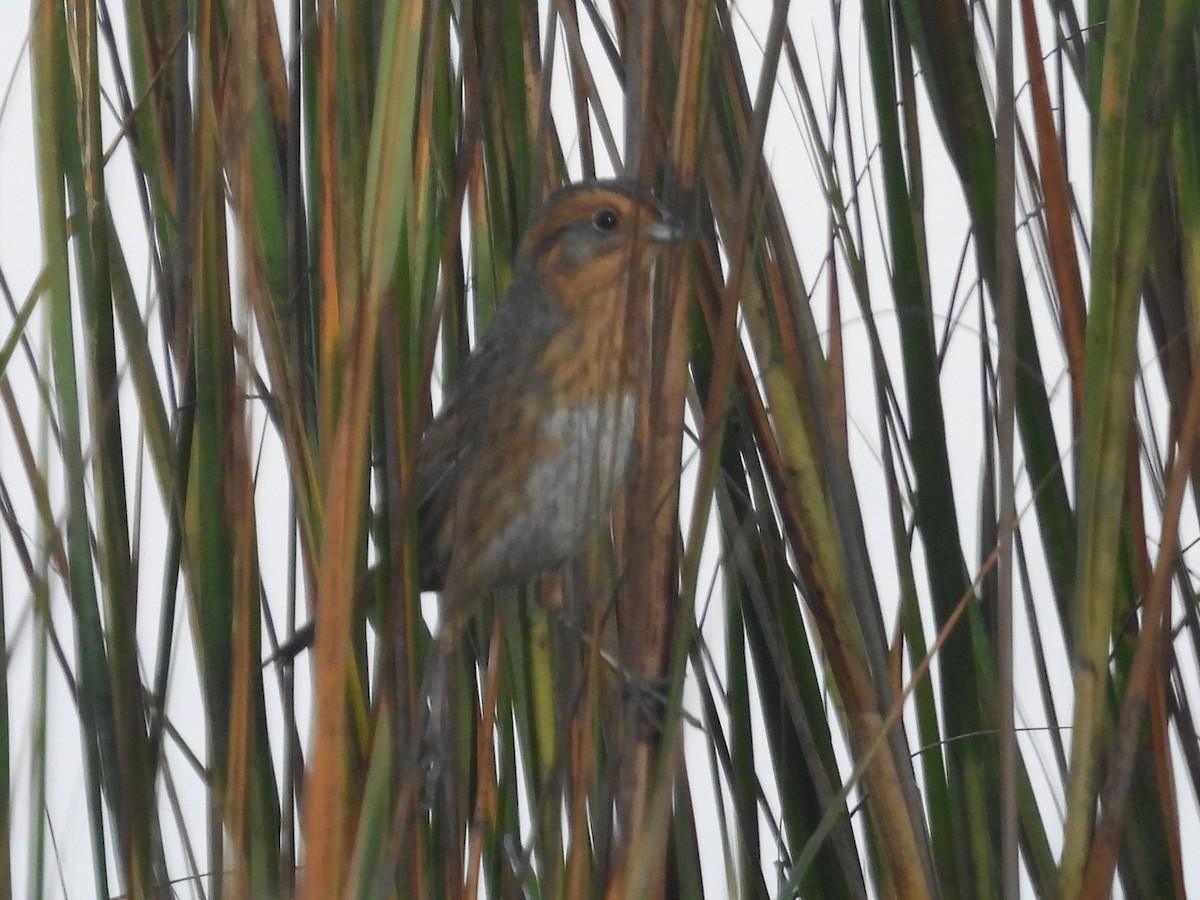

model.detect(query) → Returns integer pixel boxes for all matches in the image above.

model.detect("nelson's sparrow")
[273,178,692,662]
[419,177,692,630]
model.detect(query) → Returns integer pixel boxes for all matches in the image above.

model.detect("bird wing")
[413,270,565,591]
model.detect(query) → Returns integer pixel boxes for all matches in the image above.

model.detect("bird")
[418,177,693,628]
[411,176,693,802]
[272,178,693,661]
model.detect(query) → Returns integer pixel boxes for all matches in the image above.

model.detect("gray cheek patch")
[556,229,596,270]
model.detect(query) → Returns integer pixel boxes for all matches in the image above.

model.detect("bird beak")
[647,213,699,243]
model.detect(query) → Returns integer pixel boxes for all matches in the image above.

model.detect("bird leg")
[550,607,697,738]
[617,671,673,741]
[420,628,458,807]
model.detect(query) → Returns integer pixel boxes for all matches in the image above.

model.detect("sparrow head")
[518,179,694,297]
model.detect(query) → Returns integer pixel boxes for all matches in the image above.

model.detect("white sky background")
[0,0,1198,896]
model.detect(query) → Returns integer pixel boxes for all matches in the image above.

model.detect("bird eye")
[593,208,620,232]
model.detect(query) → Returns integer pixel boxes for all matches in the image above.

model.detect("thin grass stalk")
[864,3,999,894]
[0,276,44,895]
[303,1,427,894]
[782,541,1001,896]
[789,29,963,889]
[605,4,698,896]
[67,1,157,883]
[710,3,940,890]
[899,0,1079,623]
[882,0,1098,891]
[1063,0,1198,891]
[225,417,279,897]
[223,9,293,881]
[683,5,866,895]
[710,327,867,895]
[31,1,119,894]
[687,618,741,896]
[662,4,785,894]
[722,572,770,899]
[303,250,378,897]
[221,0,323,573]
[1019,0,1087,430]
[1142,69,1200,878]
[0,418,62,897]
[994,0,1019,894]
[1166,65,1200,844]
[0,522,7,897]
[187,5,255,893]
[732,473,867,895]
[115,1,186,351]
[564,596,603,897]
[28,553,49,900]
[1079,323,1200,895]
